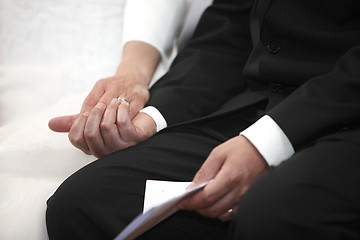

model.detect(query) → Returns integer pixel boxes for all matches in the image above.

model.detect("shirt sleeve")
[140,105,294,166]
[240,115,295,166]
[122,0,191,63]
[139,106,168,132]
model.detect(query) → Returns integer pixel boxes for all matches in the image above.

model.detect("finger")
[179,145,246,210]
[196,156,249,217]
[116,101,138,143]
[179,175,229,212]
[178,149,235,211]
[192,148,226,186]
[198,187,240,218]
[218,206,238,222]
[97,89,122,108]
[100,98,123,151]
[80,84,106,114]
[48,114,79,132]
[179,150,226,209]
[84,102,109,157]
[68,112,91,155]
[127,93,147,118]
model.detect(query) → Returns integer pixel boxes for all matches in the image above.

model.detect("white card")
[143,180,192,213]
[114,180,210,240]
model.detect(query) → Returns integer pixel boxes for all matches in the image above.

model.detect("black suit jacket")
[147,0,360,151]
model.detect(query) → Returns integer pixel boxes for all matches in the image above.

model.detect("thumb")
[48,114,79,132]
[192,150,226,186]
[129,97,147,119]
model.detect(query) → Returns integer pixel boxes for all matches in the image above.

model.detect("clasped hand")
[49,72,269,222]
[48,75,157,158]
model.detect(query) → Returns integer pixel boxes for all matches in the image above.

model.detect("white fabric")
[0,0,195,239]
[240,115,295,166]
[139,106,167,132]
[0,93,96,240]
[123,0,187,58]
[123,0,191,83]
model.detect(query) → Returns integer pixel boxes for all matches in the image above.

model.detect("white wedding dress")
[0,0,210,239]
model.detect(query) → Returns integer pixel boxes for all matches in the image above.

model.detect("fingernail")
[95,102,106,109]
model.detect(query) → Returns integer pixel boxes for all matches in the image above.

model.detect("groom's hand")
[50,98,156,158]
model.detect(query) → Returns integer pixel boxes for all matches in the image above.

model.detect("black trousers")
[46,104,360,240]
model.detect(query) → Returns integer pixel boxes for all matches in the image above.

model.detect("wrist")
[137,112,157,137]
[139,106,167,132]
[240,115,294,166]
[239,135,268,168]
[114,61,150,87]
[117,41,161,85]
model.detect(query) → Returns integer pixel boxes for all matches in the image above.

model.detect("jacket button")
[266,42,281,54]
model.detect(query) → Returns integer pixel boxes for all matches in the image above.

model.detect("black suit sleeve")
[268,46,360,150]
[146,0,254,126]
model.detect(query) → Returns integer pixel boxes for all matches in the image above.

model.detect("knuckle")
[68,132,78,143]
[92,105,105,113]
[228,172,243,185]
[68,134,84,148]
[83,96,97,108]
[107,99,119,108]
[84,130,96,141]
[116,118,127,127]
[210,147,222,159]
[96,78,108,86]
[201,192,216,206]
[100,121,112,132]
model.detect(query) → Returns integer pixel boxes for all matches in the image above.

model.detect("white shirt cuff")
[139,106,167,132]
[240,115,295,166]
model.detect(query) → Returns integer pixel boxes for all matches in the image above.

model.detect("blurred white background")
[0,0,211,239]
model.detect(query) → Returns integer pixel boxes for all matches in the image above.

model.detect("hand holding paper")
[178,136,268,221]
[114,180,211,240]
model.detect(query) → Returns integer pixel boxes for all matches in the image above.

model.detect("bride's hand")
[48,41,160,156]
[48,41,160,133]
[48,65,151,133]
[48,74,150,156]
